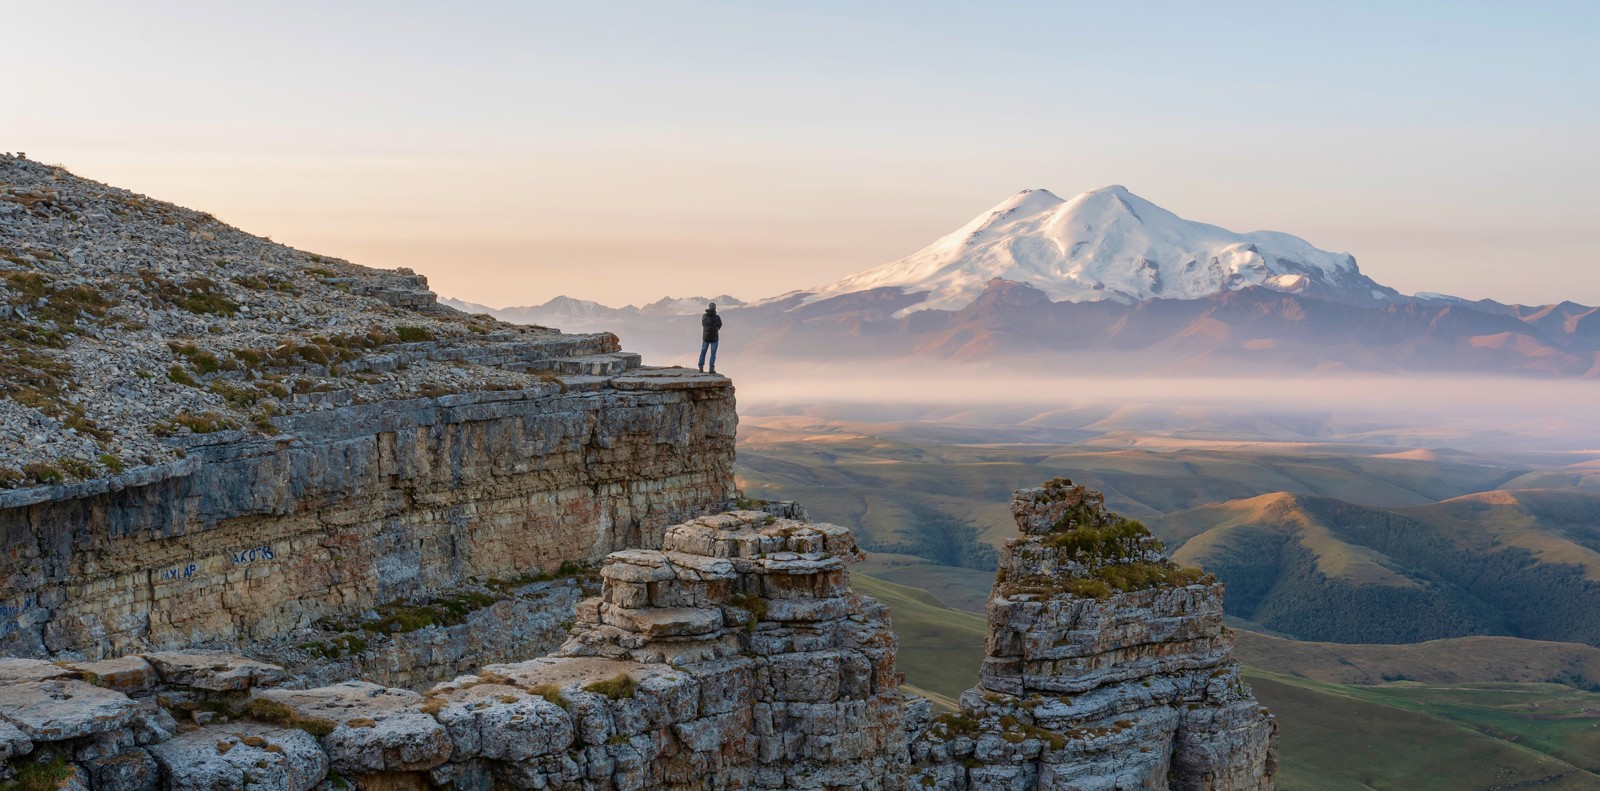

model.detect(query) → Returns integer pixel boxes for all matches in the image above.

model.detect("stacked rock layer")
[907,479,1277,790]
[0,154,737,671]
[0,511,909,790]
[0,363,735,663]
[0,486,1273,789]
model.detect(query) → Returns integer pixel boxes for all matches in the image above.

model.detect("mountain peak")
[805,185,1393,314]
[1062,184,1170,224]
[980,188,1066,223]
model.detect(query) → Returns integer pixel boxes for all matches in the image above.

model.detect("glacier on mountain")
[801,186,1400,314]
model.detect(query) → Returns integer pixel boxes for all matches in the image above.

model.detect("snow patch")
[803,185,1385,315]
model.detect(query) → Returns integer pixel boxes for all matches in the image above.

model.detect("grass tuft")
[8,758,75,791]
[527,683,571,709]
[583,673,639,700]
[153,410,240,436]
[394,325,433,342]
[241,698,336,737]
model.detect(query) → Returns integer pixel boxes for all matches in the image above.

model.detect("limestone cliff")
[0,510,907,790]
[0,488,1275,790]
[1,364,735,665]
[908,479,1277,789]
[2,155,1274,789]
[0,155,737,671]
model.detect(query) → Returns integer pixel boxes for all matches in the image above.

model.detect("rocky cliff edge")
[0,485,1275,790]
[906,478,1277,790]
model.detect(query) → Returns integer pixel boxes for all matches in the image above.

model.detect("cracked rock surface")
[0,488,1274,789]
[906,479,1278,790]
[0,512,907,789]
[0,153,610,482]
[0,166,1274,791]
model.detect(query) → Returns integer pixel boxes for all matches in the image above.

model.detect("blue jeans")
[698,340,718,370]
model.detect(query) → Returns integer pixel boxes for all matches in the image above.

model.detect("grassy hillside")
[1248,671,1600,791]
[1236,631,1600,688]
[854,571,1600,791]
[736,414,1533,564]
[1155,490,1600,645]
[1399,489,1600,575]
[849,573,986,700]
[854,552,994,614]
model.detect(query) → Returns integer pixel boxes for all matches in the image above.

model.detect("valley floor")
[736,392,1600,790]
[856,571,1600,791]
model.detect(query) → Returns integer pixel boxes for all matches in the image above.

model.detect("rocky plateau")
[1,157,1272,789]
[1,495,1273,790]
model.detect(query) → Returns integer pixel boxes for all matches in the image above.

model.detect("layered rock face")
[0,510,908,790]
[0,154,738,671]
[908,479,1277,790]
[434,510,910,789]
[0,485,1274,789]
[0,362,735,663]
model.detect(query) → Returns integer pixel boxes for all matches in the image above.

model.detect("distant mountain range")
[445,187,1600,376]
[446,294,747,327]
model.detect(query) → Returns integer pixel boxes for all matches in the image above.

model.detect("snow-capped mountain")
[443,295,619,327]
[637,295,744,316]
[800,186,1399,313]
[445,186,1598,377]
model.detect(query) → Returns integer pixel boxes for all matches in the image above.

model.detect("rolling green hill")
[1246,671,1600,791]
[854,572,1600,791]
[747,403,1600,788]
[853,552,995,614]
[1234,631,1600,691]
[738,413,1540,567]
[1154,490,1600,645]
[848,573,986,701]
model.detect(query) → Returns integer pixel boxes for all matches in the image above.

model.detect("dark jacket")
[701,308,722,343]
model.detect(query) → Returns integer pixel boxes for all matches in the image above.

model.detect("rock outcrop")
[0,486,1274,789]
[0,364,735,664]
[0,510,909,789]
[1,156,737,668]
[908,479,1277,789]
[3,157,1274,788]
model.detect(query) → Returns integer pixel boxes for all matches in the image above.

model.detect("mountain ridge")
[796,185,1395,312]
[445,187,1598,377]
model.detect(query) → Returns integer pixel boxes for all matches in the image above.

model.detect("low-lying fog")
[732,372,1600,451]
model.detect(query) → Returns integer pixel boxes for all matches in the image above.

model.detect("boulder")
[0,719,31,762]
[0,657,73,685]
[69,655,157,695]
[430,683,574,764]
[148,723,327,791]
[0,679,137,741]
[85,748,160,791]
[144,651,288,692]
[251,682,450,774]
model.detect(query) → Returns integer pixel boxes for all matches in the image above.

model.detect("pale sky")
[6,1,1598,307]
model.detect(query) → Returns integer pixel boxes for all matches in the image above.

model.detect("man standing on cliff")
[698,302,722,374]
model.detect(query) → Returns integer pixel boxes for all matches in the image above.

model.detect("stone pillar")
[909,479,1277,790]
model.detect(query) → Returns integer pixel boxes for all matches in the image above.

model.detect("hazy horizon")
[733,372,1600,450]
[7,1,1598,308]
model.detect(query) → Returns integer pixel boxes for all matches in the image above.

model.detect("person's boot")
[709,367,716,374]
[697,365,703,372]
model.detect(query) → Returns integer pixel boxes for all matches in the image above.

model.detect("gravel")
[0,154,580,487]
